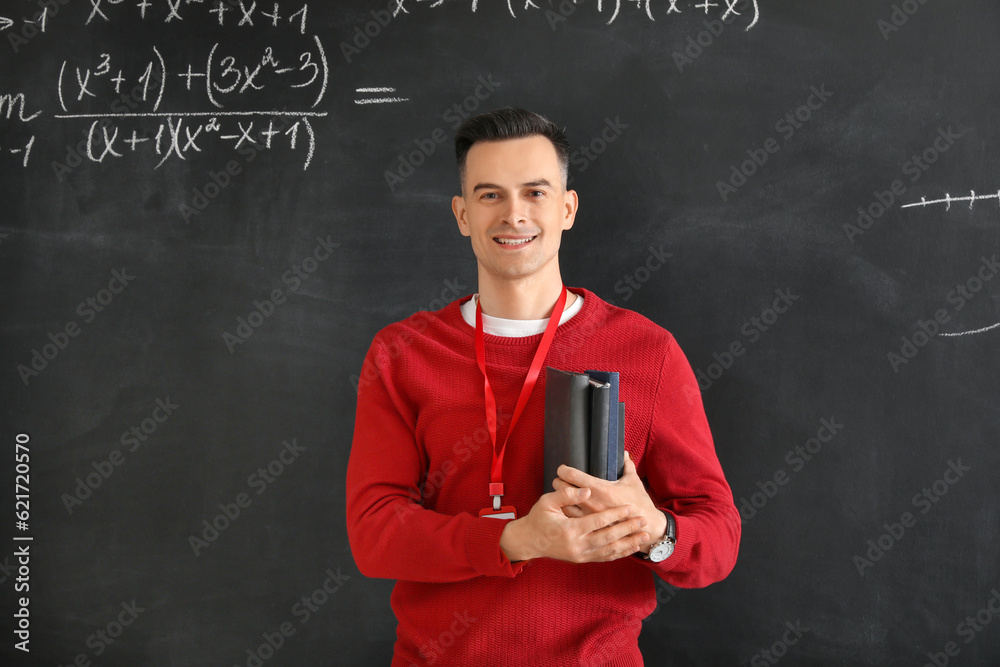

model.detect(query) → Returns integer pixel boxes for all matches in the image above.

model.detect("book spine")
[589,383,611,480]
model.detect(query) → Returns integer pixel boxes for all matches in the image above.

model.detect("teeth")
[495,237,534,245]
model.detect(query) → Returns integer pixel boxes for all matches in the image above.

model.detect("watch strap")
[642,511,676,560]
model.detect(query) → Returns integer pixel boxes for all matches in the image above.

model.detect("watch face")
[650,540,674,562]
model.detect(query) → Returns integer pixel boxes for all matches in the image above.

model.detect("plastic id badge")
[479,506,517,520]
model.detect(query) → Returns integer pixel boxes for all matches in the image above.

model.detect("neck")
[476,266,573,320]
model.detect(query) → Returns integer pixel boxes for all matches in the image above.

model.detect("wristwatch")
[643,512,676,563]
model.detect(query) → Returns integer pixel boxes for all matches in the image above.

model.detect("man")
[347,108,740,666]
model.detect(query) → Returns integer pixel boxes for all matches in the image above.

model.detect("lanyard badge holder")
[475,286,567,521]
[479,497,517,520]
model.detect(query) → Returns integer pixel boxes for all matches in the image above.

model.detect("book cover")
[543,367,592,493]
[588,379,611,480]
[587,370,621,481]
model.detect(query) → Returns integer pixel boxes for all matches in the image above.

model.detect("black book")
[588,379,612,480]
[587,370,621,481]
[617,401,625,479]
[543,368,591,493]
[543,367,626,494]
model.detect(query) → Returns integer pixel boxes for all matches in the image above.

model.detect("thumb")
[622,450,638,476]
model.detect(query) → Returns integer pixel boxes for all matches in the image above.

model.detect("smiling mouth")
[493,235,537,246]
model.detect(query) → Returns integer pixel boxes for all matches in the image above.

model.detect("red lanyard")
[475,285,567,511]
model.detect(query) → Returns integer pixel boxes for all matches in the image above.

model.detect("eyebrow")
[471,179,554,193]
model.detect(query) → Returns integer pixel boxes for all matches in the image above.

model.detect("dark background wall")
[2,1,999,665]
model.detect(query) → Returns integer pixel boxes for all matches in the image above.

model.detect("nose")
[502,196,528,225]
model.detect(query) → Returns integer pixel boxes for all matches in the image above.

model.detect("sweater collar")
[450,287,600,344]
[459,290,585,337]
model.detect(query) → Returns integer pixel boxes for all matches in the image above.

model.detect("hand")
[499,485,649,563]
[551,451,668,553]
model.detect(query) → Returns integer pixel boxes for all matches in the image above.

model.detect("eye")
[481,192,499,200]
[529,190,546,197]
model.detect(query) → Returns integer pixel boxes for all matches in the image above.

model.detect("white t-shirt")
[459,291,585,337]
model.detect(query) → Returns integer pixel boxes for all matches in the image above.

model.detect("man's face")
[452,136,578,284]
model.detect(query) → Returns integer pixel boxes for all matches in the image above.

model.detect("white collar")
[459,291,584,337]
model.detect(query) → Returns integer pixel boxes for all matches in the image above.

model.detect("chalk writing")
[409,0,759,29]
[7,1,761,174]
[355,87,410,105]
[1,134,36,167]
[82,1,309,33]
[0,93,42,123]
[57,114,319,170]
[902,190,1000,211]
[0,10,47,34]
[54,39,328,115]
[4,0,62,55]
[940,323,1000,338]
[17,3,332,171]
[0,93,40,166]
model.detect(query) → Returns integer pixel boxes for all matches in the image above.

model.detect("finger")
[540,484,585,508]
[551,478,574,493]
[587,517,650,561]
[583,504,639,534]
[602,516,648,544]
[621,450,638,478]
[552,478,606,512]
[561,504,586,518]
[595,532,647,561]
[557,463,602,488]
[551,484,590,508]
[577,498,607,515]
[565,498,605,516]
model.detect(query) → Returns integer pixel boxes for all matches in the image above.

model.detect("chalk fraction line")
[355,87,409,105]
[902,190,1000,211]
[355,98,410,105]
[53,111,329,118]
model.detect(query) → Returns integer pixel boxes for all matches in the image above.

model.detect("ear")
[452,195,471,237]
[561,189,579,231]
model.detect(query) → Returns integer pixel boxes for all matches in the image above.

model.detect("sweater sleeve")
[637,336,741,588]
[346,338,527,583]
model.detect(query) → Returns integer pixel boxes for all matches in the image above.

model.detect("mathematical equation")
[82,0,310,31]
[61,113,319,172]
[0,0,331,171]
[10,0,760,28]
[1,0,764,173]
[402,0,760,28]
[55,40,328,114]
[5,1,311,54]
[1,37,330,170]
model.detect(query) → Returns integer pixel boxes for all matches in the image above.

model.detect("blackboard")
[2,0,999,665]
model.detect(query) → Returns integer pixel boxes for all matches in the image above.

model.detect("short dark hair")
[454,107,571,188]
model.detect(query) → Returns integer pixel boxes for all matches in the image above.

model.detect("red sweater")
[346,288,740,666]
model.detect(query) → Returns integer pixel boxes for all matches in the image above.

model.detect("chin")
[489,258,551,281]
